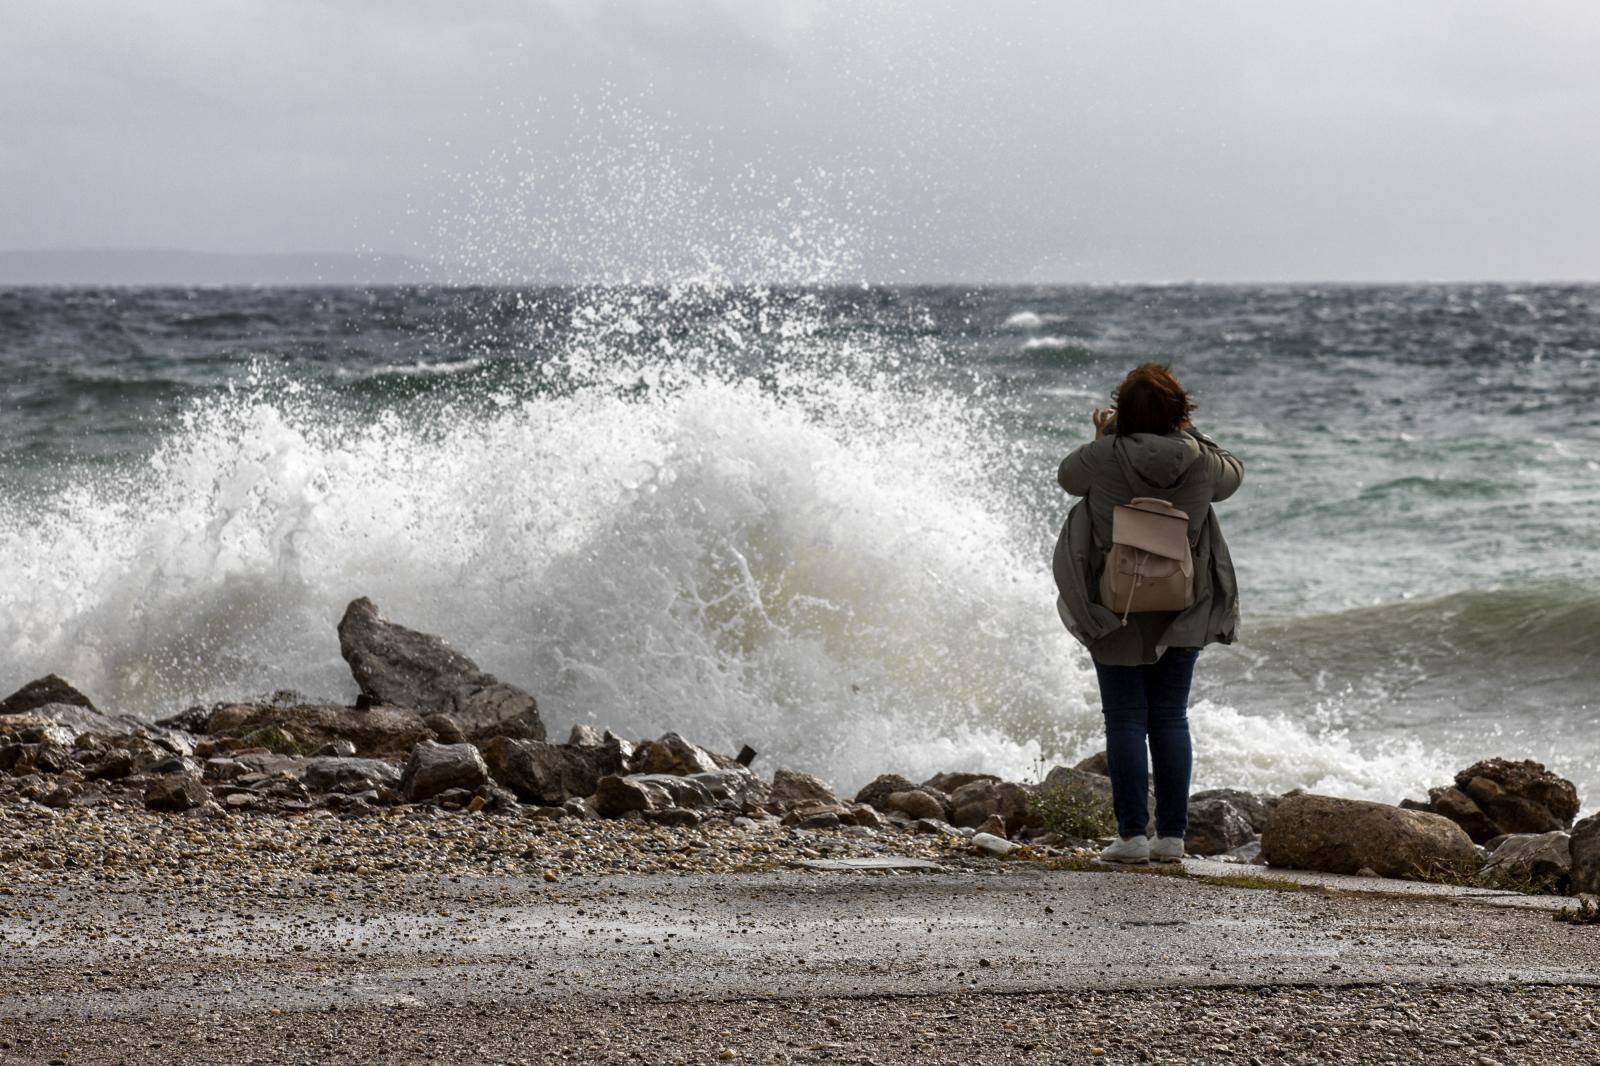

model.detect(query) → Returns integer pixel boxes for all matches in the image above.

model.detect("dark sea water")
[2,284,1597,806]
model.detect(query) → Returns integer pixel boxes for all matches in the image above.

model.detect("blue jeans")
[1092,647,1199,840]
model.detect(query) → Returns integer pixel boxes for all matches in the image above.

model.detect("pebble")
[971,832,1018,857]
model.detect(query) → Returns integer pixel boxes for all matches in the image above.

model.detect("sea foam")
[0,324,1451,800]
[0,320,1080,792]
[1002,310,1045,330]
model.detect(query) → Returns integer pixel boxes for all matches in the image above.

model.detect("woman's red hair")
[1113,363,1195,436]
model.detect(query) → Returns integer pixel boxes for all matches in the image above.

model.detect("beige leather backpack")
[1099,497,1195,622]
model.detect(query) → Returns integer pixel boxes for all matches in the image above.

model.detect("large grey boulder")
[630,732,722,776]
[948,778,1033,830]
[1261,793,1478,879]
[685,767,771,809]
[1481,831,1572,893]
[781,801,843,830]
[0,703,134,747]
[1451,759,1579,836]
[337,598,544,743]
[591,775,662,817]
[450,683,546,744]
[884,789,945,822]
[922,771,999,794]
[144,773,208,812]
[0,675,97,716]
[301,756,401,793]
[1423,785,1500,844]
[854,773,917,810]
[770,768,837,809]
[1188,788,1280,834]
[592,773,714,817]
[590,768,770,818]
[480,736,619,805]
[1566,813,1600,896]
[399,740,489,802]
[208,702,431,758]
[1185,796,1256,856]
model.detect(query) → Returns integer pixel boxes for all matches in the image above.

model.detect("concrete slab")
[1171,856,1576,911]
[2,866,1596,1024]
[792,856,946,872]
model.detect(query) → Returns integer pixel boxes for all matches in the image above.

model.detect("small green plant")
[1196,873,1315,893]
[1554,896,1600,925]
[237,725,305,756]
[1029,784,1115,840]
[1024,851,1102,872]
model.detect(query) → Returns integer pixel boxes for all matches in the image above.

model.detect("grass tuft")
[1032,852,1103,873]
[1028,785,1116,840]
[1554,896,1600,926]
[1195,873,1316,893]
[1414,855,1568,896]
[237,725,306,756]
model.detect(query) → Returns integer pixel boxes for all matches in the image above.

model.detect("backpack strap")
[1119,551,1145,625]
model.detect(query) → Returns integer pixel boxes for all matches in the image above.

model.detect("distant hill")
[0,249,443,286]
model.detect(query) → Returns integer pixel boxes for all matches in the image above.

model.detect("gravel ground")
[3,984,1598,1065]
[0,801,970,894]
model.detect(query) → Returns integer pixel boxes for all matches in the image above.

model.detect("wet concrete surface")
[3,863,1598,1024]
[1178,856,1579,910]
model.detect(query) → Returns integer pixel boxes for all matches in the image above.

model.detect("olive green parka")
[1052,427,1243,665]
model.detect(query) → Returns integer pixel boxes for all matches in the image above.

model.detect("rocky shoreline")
[3,597,1597,898]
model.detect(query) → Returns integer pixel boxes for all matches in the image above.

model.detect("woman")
[1053,363,1242,864]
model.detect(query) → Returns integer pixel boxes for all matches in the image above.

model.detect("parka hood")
[1111,431,1203,493]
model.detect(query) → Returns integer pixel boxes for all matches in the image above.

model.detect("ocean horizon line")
[3,250,1600,290]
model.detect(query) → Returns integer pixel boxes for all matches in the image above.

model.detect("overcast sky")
[2,1,1598,283]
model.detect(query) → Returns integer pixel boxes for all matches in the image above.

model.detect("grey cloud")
[1,0,1597,281]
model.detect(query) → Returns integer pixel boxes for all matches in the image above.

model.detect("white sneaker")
[1098,835,1149,864]
[1149,836,1185,864]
